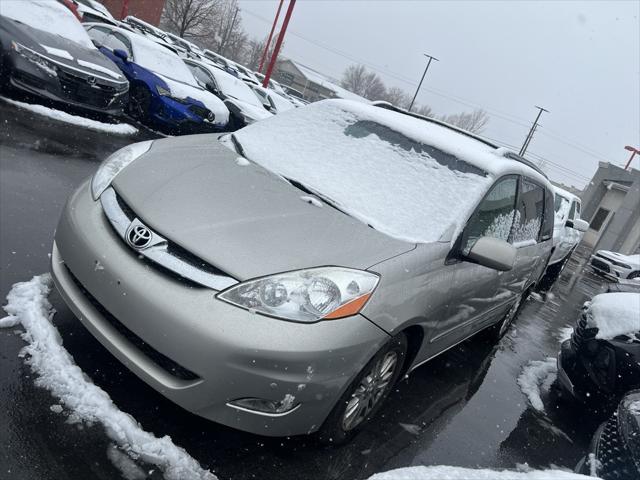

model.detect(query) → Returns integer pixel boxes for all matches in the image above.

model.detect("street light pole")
[408,54,438,112]
[519,105,549,157]
[624,145,640,170]
[262,0,296,88]
[258,0,284,73]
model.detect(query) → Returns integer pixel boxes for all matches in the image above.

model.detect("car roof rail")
[371,101,549,180]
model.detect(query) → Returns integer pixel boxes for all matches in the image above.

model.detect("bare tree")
[341,64,386,101]
[241,34,281,71]
[380,86,409,108]
[161,0,220,38]
[440,109,490,133]
[414,104,434,118]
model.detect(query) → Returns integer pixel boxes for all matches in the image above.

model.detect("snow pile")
[41,45,74,60]
[77,59,123,80]
[517,358,557,411]
[0,1,95,49]
[1,274,216,480]
[234,100,501,243]
[368,465,591,479]
[0,97,138,135]
[586,292,640,340]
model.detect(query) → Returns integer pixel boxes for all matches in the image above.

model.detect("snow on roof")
[369,465,592,480]
[597,250,640,267]
[586,292,640,340]
[0,0,95,49]
[290,61,369,102]
[553,184,580,203]
[235,100,548,243]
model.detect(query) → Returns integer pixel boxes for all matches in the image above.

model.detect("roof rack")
[371,101,549,180]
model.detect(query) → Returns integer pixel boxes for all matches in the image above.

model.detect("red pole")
[262,0,295,88]
[120,0,130,20]
[625,151,638,170]
[258,0,284,73]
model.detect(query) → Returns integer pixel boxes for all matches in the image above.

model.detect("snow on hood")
[1,274,216,480]
[1,0,94,49]
[597,250,640,267]
[586,292,640,339]
[369,465,591,479]
[234,99,272,121]
[160,76,229,125]
[234,100,497,243]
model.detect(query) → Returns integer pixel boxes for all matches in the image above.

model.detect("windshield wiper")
[283,177,354,219]
[230,133,245,157]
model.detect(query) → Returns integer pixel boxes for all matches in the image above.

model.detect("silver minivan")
[51,100,555,443]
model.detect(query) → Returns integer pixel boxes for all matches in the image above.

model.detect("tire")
[128,84,151,121]
[491,290,529,340]
[316,333,407,445]
[628,271,640,280]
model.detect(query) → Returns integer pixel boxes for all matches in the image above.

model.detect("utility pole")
[408,53,438,112]
[624,145,640,170]
[258,0,284,73]
[519,106,549,157]
[220,6,239,57]
[262,0,296,88]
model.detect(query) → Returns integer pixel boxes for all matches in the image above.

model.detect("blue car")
[84,23,229,134]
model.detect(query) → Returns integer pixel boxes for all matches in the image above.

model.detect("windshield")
[1,0,95,49]
[214,70,264,107]
[234,100,491,243]
[269,92,295,112]
[131,37,196,84]
[554,193,571,223]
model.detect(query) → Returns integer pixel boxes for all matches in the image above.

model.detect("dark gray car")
[51,100,555,443]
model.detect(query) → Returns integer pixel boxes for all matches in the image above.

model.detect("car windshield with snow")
[49,99,556,444]
[0,0,129,115]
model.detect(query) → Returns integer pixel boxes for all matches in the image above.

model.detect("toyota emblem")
[126,224,152,249]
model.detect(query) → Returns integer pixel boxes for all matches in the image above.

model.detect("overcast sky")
[237,0,639,188]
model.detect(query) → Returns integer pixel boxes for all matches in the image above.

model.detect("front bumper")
[51,181,388,436]
[5,52,128,116]
[589,256,632,280]
[148,96,228,134]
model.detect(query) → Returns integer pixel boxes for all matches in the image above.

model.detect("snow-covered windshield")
[214,70,263,107]
[131,36,196,85]
[554,193,571,223]
[234,100,493,243]
[269,92,295,112]
[0,0,95,49]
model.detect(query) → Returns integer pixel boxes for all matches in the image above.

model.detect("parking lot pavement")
[0,99,615,479]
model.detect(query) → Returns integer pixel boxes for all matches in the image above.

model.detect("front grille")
[57,69,120,108]
[188,104,211,119]
[66,265,200,381]
[591,258,611,273]
[596,415,639,480]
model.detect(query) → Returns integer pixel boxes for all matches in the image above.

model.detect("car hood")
[112,135,414,280]
[1,18,124,83]
[158,75,229,125]
[230,98,273,121]
[598,250,640,268]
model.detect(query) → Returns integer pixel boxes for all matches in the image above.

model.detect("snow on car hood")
[160,75,229,125]
[586,292,640,339]
[233,99,272,121]
[112,135,413,280]
[597,250,640,268]
[234,100,496,243]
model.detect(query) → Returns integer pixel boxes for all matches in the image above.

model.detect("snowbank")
[586,292,640,340]
[1,274,216,480]
[0,97,138,135]
[369,465,591,479]
[517,358,557,412]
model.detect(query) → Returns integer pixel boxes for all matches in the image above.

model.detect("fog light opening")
[227,395,300,416]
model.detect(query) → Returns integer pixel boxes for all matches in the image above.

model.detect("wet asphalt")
[0,99,617,480]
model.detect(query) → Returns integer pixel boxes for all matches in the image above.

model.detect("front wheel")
[317,333,407,445]
[492,290,528,340]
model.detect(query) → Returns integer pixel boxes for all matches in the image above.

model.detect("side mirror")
[91,39,102,48]
[567,218,589,232]
[113,49,129,62]
[205,83,219,95]
[465,236,516,271]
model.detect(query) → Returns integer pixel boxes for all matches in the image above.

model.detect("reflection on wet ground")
[0,101,616,479]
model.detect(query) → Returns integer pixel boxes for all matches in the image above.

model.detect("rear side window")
[461,176,518,254]
[104,33,132,57]
[511,178,545,245]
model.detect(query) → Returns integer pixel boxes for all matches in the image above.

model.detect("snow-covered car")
[84,23,229,133]
[249,83,296,114]
[230,61,260,85]
[575,389,640,479]
[165,31,204,60]
[543,186,588,283]
[557,292,640,405]
[590,250,640,281]
[184,58,272,129]
[123,15,187,57]
[51,100,556,443]
[0,0,129,116]
[202,49,240,77]
[73,0,118,25]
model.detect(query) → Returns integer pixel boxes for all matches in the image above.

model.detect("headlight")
[91,141,153,200]
[156,85,171,96]
[217,267,379,322]
[11,41,58,75]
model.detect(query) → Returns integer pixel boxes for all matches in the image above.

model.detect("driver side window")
[461,176,518,255]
